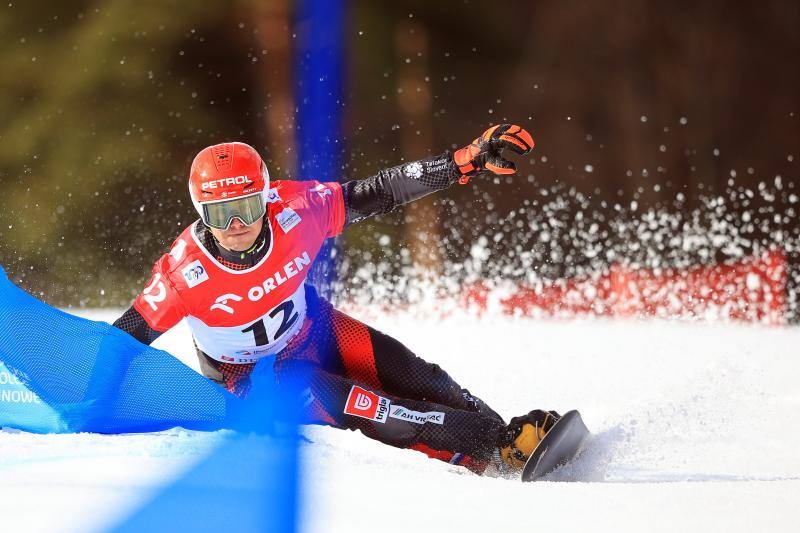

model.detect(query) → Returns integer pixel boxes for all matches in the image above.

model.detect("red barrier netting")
[463,249,787,324]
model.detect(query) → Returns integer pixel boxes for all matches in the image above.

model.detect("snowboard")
[521,409,590,482]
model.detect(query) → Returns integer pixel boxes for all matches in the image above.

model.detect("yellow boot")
[500,410,560,470]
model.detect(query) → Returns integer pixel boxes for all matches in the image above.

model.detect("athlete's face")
[209,217,264,252]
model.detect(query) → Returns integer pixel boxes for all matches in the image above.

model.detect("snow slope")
[1,310,799,532]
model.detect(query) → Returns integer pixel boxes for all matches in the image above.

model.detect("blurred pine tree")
[0,0,269,305]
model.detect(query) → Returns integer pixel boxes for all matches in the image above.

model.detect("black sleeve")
[113,305,164,345]
[342,151,459,226]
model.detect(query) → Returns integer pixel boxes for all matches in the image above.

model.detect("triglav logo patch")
[343,385,390,423]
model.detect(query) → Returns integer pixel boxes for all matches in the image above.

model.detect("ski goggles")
[200,192,266,230]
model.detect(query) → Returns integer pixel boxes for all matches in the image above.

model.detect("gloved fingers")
[484,154,516,175]
[455,124,533,182]
[480,124,502,143]
[495,124,534,155]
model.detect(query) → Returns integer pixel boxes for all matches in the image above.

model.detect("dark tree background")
[0,0,798,310]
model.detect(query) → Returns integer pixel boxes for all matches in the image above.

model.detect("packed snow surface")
[1,309,799,532]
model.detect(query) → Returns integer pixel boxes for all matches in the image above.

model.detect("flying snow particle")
[746,273,761,290]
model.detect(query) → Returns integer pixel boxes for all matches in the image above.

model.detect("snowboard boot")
[499,409,560,470]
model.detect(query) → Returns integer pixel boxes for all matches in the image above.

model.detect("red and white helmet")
[188,142,270,229]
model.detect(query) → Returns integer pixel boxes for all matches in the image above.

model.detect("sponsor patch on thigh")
[388,406,445,425]
[343,385,390,423]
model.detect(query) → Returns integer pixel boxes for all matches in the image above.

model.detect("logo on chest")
[182,260,209,288]
[266,188,282,204]
[276,207,301,233]
[208,251,312,314]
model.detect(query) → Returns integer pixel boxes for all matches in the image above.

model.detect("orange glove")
[453,124,535,184]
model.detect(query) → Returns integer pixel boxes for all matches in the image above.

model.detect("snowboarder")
[113,124,559,475]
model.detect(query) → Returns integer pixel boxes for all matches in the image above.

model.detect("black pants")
[197,287,506,473]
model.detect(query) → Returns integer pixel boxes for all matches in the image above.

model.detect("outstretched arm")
[342,124,534,227]
[342,152,456,226]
